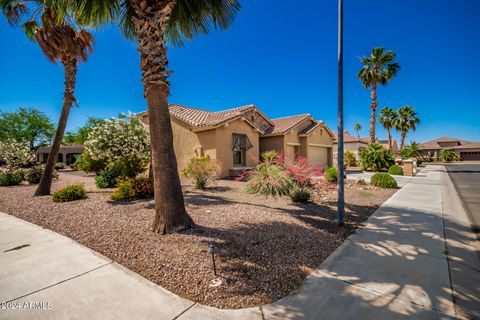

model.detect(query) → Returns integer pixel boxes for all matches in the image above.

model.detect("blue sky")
[1,0,479,143]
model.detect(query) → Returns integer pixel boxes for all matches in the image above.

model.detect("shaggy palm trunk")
[35,58,77,196]
[400,131,406,150]
[369,83,378,143]
[387,127,392,150]
[133,0,194,234]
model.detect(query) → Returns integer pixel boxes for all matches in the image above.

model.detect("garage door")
[460,151,480,161]
[309,146,329,168]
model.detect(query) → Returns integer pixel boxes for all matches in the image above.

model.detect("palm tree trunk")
[387,127,392,150]
[369,83,378,143]
[133,0,194,234]
[35,58,77,196]
[400,131,406,150]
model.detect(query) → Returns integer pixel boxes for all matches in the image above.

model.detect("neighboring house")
[138,104,334,177]
[35,144,84,165]
[332,131,399,159]
[332,131,369,160]
[420,137,480,161]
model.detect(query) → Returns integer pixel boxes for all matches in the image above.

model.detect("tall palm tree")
[378,107,397,150]
[354,123,361,138]
[1,0,93,196]
[75,0,240,234]
[357,47,400,143]
[393,106,420,149]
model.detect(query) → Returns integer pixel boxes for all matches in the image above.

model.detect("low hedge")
[371,173,398,189]
[388,164,404,176]
[0,171,23,186]
[52,184,86,203]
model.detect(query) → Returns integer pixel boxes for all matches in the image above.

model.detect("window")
[232,134,252,166]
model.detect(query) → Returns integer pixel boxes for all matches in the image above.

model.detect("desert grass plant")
[371,173,397,189]
[344,150,356,167]
[388,164,404,176]
[246,161,294,197]
[182,156,218,189]
[111,177,154,201]
[290,187,311,203]
[52,184,86,202]
[324,167,338,183]
[359,143,395,172]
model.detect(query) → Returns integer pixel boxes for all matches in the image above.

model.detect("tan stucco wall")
[305,125,334,166]
[214,118,260,177]
[260,136,285,155]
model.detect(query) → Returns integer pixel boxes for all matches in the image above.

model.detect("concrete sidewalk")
[347,170,413,187]
[1,165,478,319]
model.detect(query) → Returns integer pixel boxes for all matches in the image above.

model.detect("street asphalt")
[445,162,480,234]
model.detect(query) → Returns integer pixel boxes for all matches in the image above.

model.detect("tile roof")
[138,104,260,129]
[298,121,322,135]
[420,136,470,149]
[333,131,369,144]
[264,114,312,135]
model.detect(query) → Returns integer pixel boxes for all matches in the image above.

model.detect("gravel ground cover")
[0,171,396,308]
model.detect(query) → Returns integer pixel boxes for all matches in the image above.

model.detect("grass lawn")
[0,171,396,308]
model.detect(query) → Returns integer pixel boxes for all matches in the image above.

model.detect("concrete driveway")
[445,162,480,234]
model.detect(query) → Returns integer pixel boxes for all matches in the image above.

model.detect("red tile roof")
[420,136,471,150]
[264,114,312,135]
[333,131,369,144]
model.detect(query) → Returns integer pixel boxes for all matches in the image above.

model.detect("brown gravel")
[0,171,396,308]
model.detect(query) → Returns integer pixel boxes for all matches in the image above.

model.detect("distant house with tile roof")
[332,131,399,160]
[420,137,480,161]
[138,104,334,177]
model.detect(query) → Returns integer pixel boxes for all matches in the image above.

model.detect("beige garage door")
[309,146,328,168]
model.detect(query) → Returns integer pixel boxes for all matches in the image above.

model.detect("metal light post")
[337,0,345,225]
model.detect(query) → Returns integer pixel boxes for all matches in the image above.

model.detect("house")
[35,144,84,165]
[420,137,480,161]
[138,104,334,177]
[332,131,369,159]
[332,131,399,159]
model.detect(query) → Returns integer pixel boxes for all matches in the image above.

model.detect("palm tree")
[75,0,240,234]
[357,47,400,143]
[393,106,420,149]
[378,107,397,150]
[1,0,93,196]
[354,123,361,138]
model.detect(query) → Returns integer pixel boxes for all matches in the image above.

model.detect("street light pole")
[337,0,345,225]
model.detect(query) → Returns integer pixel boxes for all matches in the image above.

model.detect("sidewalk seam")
[171,302,197,320]
[4,262,113,304]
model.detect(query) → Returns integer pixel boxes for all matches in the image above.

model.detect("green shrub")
[95,170,120,188]
[74,150,106,174]
[290,187,311,203]
[0,171,23,186]
[344,150,357,167]
[55,162,65,170]
[388,164,404,175]
[52,184,86,202]
[182,156,218,189]
[246,162,294,197]
[371,173,397,189]
[111,177,154,201]
[440,150,459,162]
[324,167,338,183]
[359,143,395,171]
[25,165,58,184]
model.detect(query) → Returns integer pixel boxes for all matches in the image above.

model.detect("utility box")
[403,159,414,176]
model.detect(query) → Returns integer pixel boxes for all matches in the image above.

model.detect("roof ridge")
[270,113,311,121]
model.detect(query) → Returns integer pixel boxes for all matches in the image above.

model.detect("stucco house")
[332,131,399,159]
[138,104,334,177]
[35,144,84,165]
[420,137,480,161]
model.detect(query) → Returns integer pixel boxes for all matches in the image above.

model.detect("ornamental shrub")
[290,187,311,203]
[388,164,404,176]
[371,173,397,189]
[324,167,338,183]
[95,170,120,188]
[246,162,294,197]
[25,165,59,184]
[359,143,395,172]
[344,150,357,167]
[182,156,218,189]
[0,139,34,170]
[52,184,86,202]
[74,150,106,174]
[111,177,154,201]
[440,150,459,162]
[0,171,23,186]
[55,162,65,170]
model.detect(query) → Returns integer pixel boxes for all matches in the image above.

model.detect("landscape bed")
[0,171,396,308]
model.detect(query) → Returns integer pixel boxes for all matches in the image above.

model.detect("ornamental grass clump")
[111,177,154,201]
[359,143,395,171]
[388,164,404,175]
[371,173,397,189]
[182,156,218,189]
[246,162,294,197]
[290,187,311,203]
[52,184,86,203]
